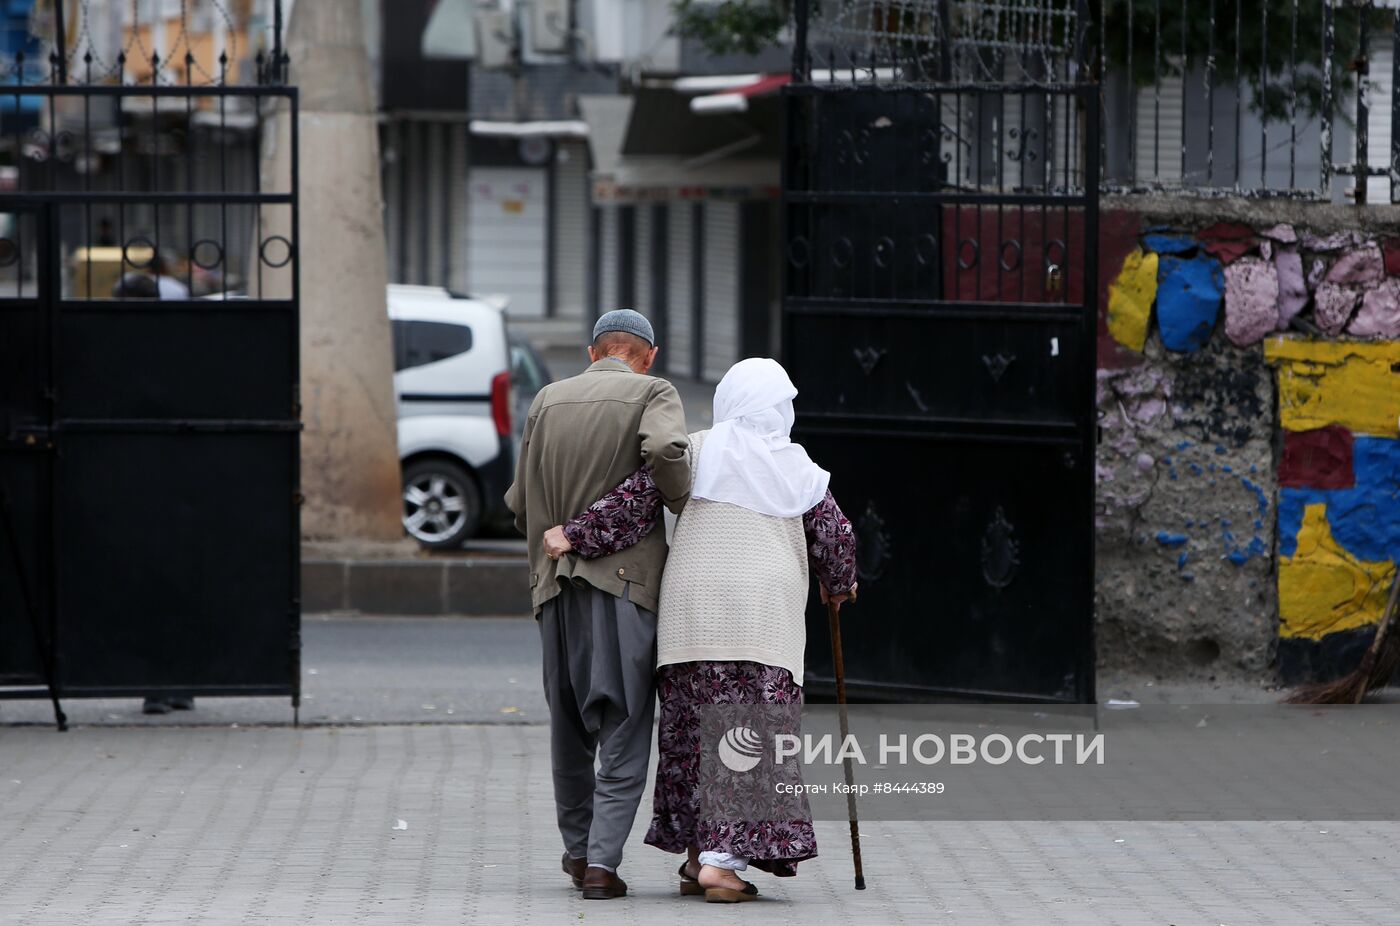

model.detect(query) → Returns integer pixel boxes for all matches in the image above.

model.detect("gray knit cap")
[592,309,655,347]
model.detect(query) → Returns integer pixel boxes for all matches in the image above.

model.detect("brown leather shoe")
[581,866,628,900]
[561,853,587,890]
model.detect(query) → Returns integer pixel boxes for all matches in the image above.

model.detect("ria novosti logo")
[717,727,1106,769]
[716,726,765,772]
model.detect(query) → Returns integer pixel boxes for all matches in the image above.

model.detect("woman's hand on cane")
[820,582,858,611]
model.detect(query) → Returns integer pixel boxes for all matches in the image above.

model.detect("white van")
[389,285,528,548]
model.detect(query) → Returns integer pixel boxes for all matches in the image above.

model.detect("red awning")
[690,74,792,115]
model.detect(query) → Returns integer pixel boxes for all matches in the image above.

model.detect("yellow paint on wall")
[1107,248,1158,353]
[1264,337,1400,437]
[1278,503,1397,640]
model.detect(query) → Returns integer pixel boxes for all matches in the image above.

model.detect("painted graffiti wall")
[1268,340,1400,681]
[1097,212,1400,683]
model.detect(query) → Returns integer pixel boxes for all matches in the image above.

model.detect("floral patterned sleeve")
[803,490,857,595]
[561,467,661,559]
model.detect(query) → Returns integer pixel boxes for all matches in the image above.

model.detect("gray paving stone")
[2,724,1398,925]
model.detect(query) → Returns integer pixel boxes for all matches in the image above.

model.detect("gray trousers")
[538,582,657,870]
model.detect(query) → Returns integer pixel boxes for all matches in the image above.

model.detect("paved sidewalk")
[0,617,549,728]
[3,723,1398,926]
[0,617,1286,729]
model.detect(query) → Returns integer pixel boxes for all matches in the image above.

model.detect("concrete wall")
[1095,203,1400,684]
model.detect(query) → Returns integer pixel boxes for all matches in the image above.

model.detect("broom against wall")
[1286,572,1400,705]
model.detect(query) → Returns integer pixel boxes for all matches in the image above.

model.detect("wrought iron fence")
[1095,0,1399,203]
[794,0,1400,203]
[795,0,1095,199]
[0,0,291,300]
[799,0,1088,85]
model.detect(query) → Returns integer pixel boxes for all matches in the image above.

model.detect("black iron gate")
[785,2,1098,702]
[0,49,300,725]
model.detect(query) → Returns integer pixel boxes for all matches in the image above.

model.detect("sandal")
[678,862,704,897]
[705,880,759,903]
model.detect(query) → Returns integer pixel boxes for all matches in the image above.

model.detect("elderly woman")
[544,357,857,903]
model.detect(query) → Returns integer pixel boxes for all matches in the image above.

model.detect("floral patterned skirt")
[644,660,817,876]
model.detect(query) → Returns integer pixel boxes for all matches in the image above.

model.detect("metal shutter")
[381,121,403,283]
[405,121,426,283]
[465,166,548,316]
[703,201,740,382]
[426,121,446,285]
[551,139,589,317]
[1135,63,1184,187]
[633,203,652,315]
[1366,42,1393,203]
[598,205,618,314]
[448,124,470,293]
[666,202,694,378]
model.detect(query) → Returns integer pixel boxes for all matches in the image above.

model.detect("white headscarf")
[692,358,830,518]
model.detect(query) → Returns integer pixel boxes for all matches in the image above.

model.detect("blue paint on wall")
[1224,535,1268,566]
[1240,477,1269,515]
[1277,437,1400,560]
[1156,254,1223,353]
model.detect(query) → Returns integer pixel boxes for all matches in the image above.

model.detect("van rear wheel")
[402,459,481,548]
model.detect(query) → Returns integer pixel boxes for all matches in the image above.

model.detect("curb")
[303,558,531,616]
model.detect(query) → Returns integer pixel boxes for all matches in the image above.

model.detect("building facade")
[382,0,788,373]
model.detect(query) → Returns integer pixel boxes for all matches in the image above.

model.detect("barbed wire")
[29,0,248,86]
[807,0,1080,85]
[75,0,124,80]
[124,0,154,75]
[181,0,241,85]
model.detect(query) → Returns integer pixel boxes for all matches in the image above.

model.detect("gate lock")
[1045,263,1063,295]
[7,422,53,450]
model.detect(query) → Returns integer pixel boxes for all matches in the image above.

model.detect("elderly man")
[505,309,690,900]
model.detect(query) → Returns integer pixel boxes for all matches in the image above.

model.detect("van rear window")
[392,320,473,371]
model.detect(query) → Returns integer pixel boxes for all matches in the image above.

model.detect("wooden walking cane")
[827,593,866,890]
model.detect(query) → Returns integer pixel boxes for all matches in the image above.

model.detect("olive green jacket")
[504,357,690,615]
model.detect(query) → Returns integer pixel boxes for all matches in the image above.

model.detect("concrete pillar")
[256,0,403,542]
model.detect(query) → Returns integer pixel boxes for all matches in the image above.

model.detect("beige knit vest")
[656,431,811,685]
